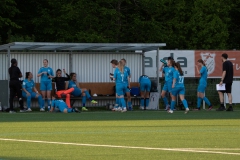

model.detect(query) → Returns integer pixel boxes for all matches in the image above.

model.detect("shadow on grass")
[0,110,239,122]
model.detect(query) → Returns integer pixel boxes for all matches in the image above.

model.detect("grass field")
[0,110,240,160]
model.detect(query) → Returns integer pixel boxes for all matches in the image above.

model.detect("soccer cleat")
[26,108,32,112]
[117,107,122,111]
[216,106,226,111]
[91,100,98,104]
[208,106,213,111]
[112,107,118,111]
[82,107,88,111]
[165,105,170,111]
[193,108,200,111]
[185,108,189,114]
[20,109,26,113]
[121,107,127,112]
[168,109,173,113]
[9,110,16,113]
[74,107,80,113]
[226,106,233,111]
[139,106,144,110]
[40,108,45,112]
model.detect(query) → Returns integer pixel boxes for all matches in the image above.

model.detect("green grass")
[0,110,240,160]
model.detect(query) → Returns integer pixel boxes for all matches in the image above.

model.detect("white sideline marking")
[0,138,240,156]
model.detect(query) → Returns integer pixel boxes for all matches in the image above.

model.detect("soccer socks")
[127,101,132,107]
[84,90,92,100]
[47,99,51,106]
[38,96,43,108]
[120,98,126,109]
[82,96,86,107]
[140,98,144,107]
[197,97,202,108]
[203,97,211,106]
[182,99,188,109]
[27,96,31,109]
[162,97,169,106]
[145,98,149,107]
[170,100,176,110]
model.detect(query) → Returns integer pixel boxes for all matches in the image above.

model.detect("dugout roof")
[0,42,166,52]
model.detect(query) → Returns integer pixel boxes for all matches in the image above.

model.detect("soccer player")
[110,59,120,111]
[121,58,132,110]
[22,72,44,111]
[217,53,234,111]
[139,75,151,110]
[168,62,189,114]
[8,58,25,113]
[65,73,97,111]
[113,61,129,112]
[37,59,54,111]
[52,69,73,108]
[49,96,79,113]
[159,57,175,110]
[194,59,213,110]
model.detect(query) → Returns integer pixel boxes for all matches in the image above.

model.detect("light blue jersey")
[38,67,54,82]
[124,66,130,84]
[51,99,68,112]
[22,79,35,93]
[173,70,184,88]
[199,66,208,86]
[114,68,128,84]
[139,75,151,92]
[163,67,175,82]
[68,80,81,97]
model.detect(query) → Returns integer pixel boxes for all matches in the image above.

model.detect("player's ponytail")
[174,62,184,76]
[119,61,124,73]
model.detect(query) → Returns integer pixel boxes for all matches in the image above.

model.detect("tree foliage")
[0,0,239,49]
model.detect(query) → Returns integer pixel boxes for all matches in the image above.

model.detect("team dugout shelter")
[0,42,166,108]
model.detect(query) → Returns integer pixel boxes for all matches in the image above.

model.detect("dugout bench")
[34,82,141,108]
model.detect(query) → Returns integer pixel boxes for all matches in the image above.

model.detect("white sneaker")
[185,108,189,114]
[168,109,173,113]
[9,110,16,113]
[139,106,144,110]
[26,108,32,112]
[20,109,26,113]
[117,107,122,111]
[40,108,45,112]
[112,107,118,111]
[121,107,127,112]
[165,104,170,111]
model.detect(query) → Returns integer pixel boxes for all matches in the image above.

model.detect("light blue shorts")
[40,81,52,91]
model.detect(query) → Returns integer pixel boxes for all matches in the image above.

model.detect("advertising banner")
[195,51,240,78]
[145,50,195,77]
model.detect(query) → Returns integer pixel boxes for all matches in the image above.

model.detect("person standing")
[194,59,213,110]
[110,59,120,111]
[121,58,132,110]
[8,58,26,113]
[139,75,151,110]
[217,53,234,111]
[113,61,129,112]
[168,62,189,114]
[37,59,54,111]
[159,57,175,110]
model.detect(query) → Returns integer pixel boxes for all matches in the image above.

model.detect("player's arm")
[159,63,164,72]
[172,72,177,88]
[49,100,55,112]
[220,63,227,84]
[195,65,201,75]
[22,82,30,96]
[37,68,45,77]
[48,68,55,78]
